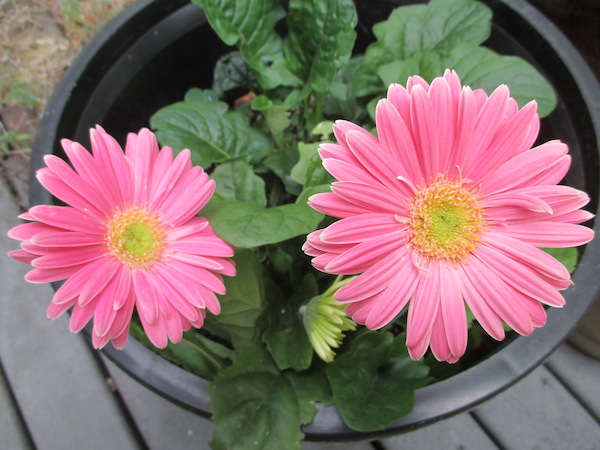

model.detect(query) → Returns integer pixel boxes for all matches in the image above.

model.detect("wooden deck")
[2,153,600,450]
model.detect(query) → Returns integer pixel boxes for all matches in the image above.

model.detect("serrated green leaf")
[261,275,317,371]
[212,51,258,94]
[212,159,267,207]
[443,45,557,117]
[203,249,265,348]
[542,247,579,273]
[201,190,324,248]
[326,331,430,431]
[191,0,289,90]
[284,0,357,95]
[150,94,271,167]
[209,343,310,449]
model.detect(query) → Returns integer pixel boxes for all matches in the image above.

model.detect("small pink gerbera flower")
[303,70,594,363]
[8,126,235,350]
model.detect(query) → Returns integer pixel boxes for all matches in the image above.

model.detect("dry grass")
[0,0,134,153]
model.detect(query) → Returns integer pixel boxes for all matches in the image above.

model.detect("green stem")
[182,338,223,370]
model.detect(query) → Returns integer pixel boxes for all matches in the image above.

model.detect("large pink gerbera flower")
[303,70,594,363]
[8,126,235,350]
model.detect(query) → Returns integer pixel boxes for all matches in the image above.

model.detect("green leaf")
[377,52,445,87]
[129,323,233,380]
[263,146,302,195]
[212,51,258,94]
[150,94,271,167]
[191,0,289,90]
[326,331,430,431]
[353,0,491,99]
[284,0,357,95]
[261,275,317,371]
[290,142,320,186]
[542,247,579,273]
[184,87,221,104]
[287,361,334,421]
[252,95,291,149]
[371,0,491,61]
[203,249,265,348]
[212,159,267,207]
[209,343,310,449]
[443,45,557,117]
[201,190,324,248]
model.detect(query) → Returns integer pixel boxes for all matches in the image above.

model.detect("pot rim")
[29,0,600,441]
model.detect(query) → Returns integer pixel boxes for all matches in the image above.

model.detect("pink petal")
[165,259,226,295]
[132,270,159,325]
[78,258,120,307]
[8,222,60,241]
[480,141,568,195]
[25,265,84,284]
[331,181,408,215]
[70,300,97,333]
[376,99,422,182]
[439,266,468,358]
[8,249,37,265]
[364,261,421,329]
[463,256,533,335]
[475,244,566,307]
[47,299,75,319]
[126,128,159,204]
[483,232,570,283]
[406,262,441,350]
[429,310,452,362]
[410,84,440,181]
[308,192,372,218]
[335,249,409,302]
[458,267,505,341]
[28,205,104,235]
[320,213,403,245]
[322,158,380,186]
[325,231,406,275]
[501,221,594,248]
[32,245,106,269]
[345,130,405,191]
[467,102,537,182]
[52,258,113,304]
[428,76,455,174]
[90,126,133,203]
[31,231,104,247]
[59,141,120,210]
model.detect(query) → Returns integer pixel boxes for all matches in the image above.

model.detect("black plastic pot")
[30,0,600,441]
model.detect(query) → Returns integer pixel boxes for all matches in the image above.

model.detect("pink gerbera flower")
[303,70,594,363]
[8,126,235,350]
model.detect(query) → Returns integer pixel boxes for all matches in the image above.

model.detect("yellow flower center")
[407,175,486,264]
[106,207,166,268]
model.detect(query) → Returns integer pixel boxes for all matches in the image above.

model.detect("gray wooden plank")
[472,364,600,449]
[0,182,140,450]
[102,356,213,450]
[378,412,499,450]
[546,343,600,420]
[0,360,32,450]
